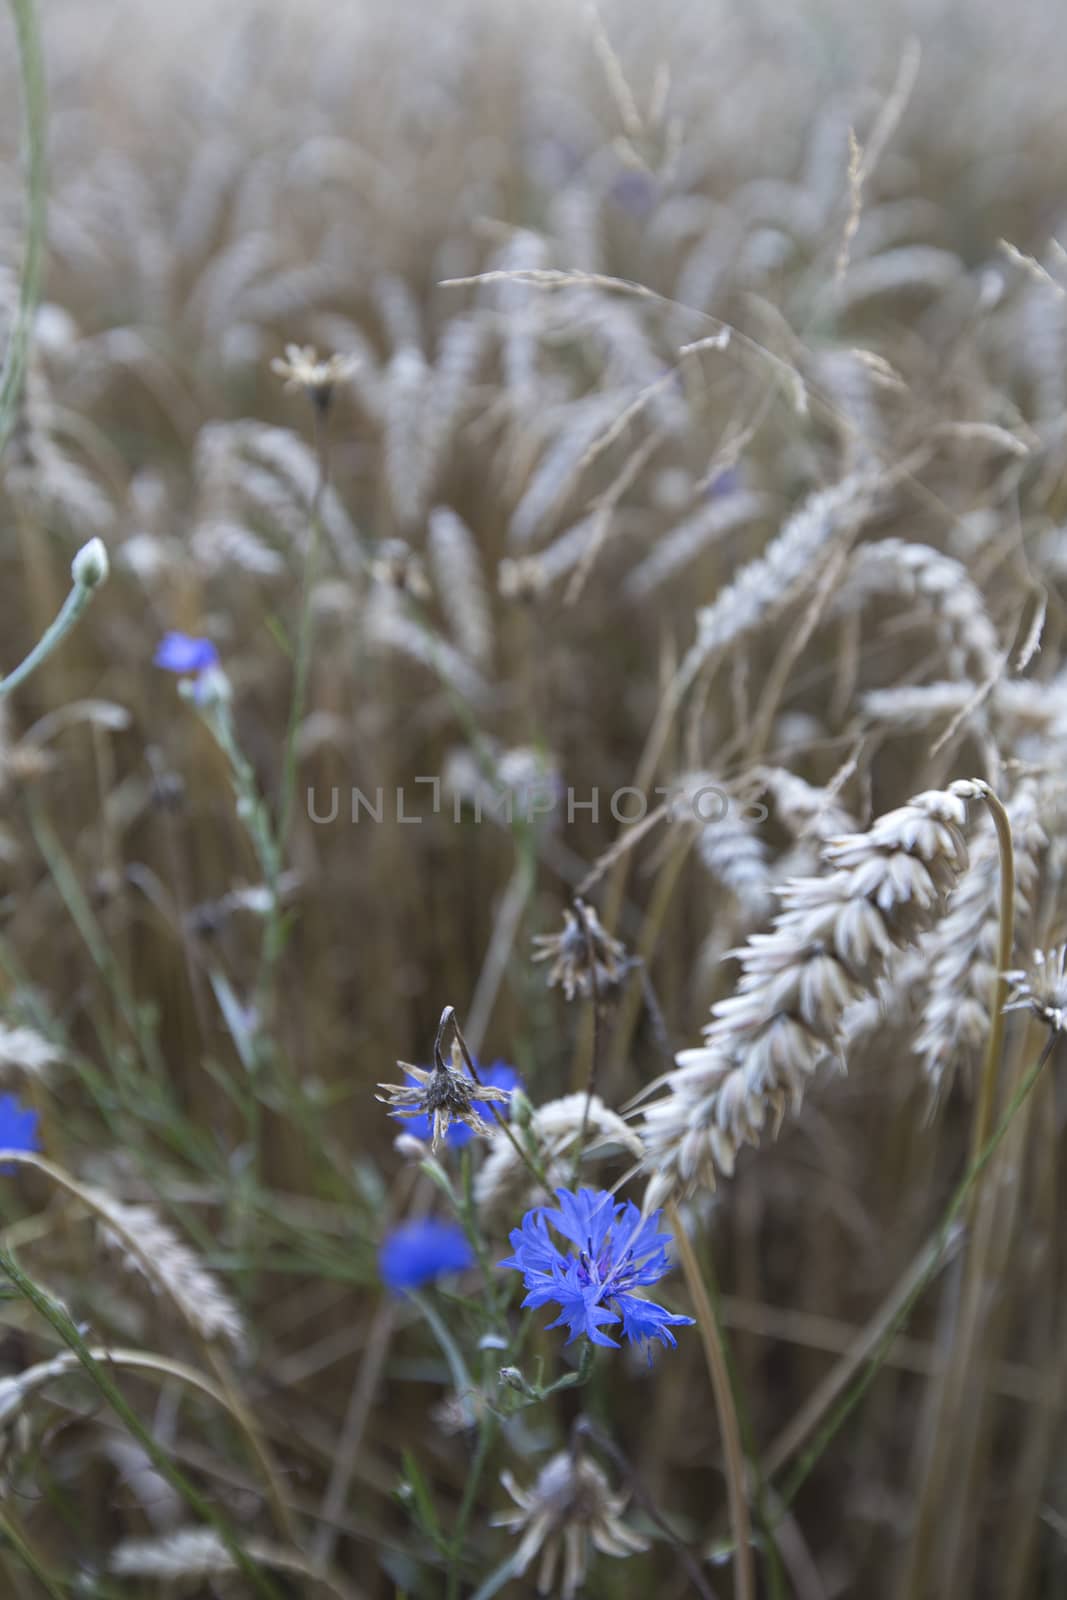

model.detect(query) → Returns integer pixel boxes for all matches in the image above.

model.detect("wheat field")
[0,0,1066,1594]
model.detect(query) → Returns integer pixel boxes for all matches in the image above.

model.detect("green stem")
[0,583,95,700]
[0,1507,67,1598]
[0,0,46,456]
[446,1406,499,1600]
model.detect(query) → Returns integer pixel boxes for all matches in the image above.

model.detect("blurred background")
[1,0,1066,1594]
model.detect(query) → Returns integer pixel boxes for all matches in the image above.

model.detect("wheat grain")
[90,1190,246,1352]
[642,785,974,1204]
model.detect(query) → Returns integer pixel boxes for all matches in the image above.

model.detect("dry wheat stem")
[967,783,1017,1170]
[0,1152,296,1541]
[667,1202,755,1600]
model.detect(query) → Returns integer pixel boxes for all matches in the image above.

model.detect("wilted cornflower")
[501,1187,693,1355]
[378,1219,474,1292]
[492,1450,649,1599]
[531,900,630,1002]
[0,1093,40,1170]
[396,1060,521,1150]
[1005,946,1067,1034]
[270,344,356,411]
[377,1039,512,1152]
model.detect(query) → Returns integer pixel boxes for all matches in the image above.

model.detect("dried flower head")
[532,900,630,1002]
[498,554,548,602]
[492,1450,649,1598]
[378,1013,513,1151]
[369,538,432,598]
[1005,946,1067,1033]
[270,343,356,410]
[396,1059,521,1149]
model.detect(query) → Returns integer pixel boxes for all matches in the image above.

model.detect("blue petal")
[501,1187,692,1357]
[545,1294,620,1347]
[378,1220,474,1292]
[613,1201,675,1264]
[154,632,220,675]
[500,1209,560,1277]
[0,1093,39,1171]
[615,1291,695,1352]
[541,1187,615,1254]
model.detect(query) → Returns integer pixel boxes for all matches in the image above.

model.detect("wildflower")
[154,632,228,706]
[378,1040,512,1151]
[397,1060,521,1149]
[492,1450,649,1599]
[531,900,630,1003]
[378,1219,474,1292]
[1005,946,1067,1033]
[270,344,356,411]
[501,1186,693,1354]
[0,1093,40,1169]
[154,632,219,677]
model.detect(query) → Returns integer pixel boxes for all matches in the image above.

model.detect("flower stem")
[446,1395,499,1600]
[0,581,95,700]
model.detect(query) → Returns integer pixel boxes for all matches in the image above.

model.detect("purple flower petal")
[0,1092,40,1173]
[154,632,220,675]
[500,1185,694,1355]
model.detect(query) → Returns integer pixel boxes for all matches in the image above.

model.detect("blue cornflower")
[379,1219,475,1292]
[0,1093,40,1170]
[154,632,219,676]
[501,1186,694,1356]
[394,1060,521,1150]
